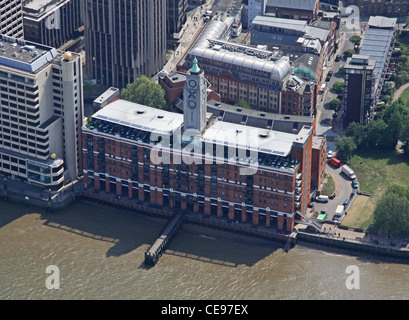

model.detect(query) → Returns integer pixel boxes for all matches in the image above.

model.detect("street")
[316,9,368,153]
[313,163,354,222]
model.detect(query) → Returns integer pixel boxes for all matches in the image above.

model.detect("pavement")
[163,0,218,74]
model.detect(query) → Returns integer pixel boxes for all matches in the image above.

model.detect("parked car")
[352,180,358,189]
[327,150,333,159]
[343,198,350,208]
[335,55,341,62]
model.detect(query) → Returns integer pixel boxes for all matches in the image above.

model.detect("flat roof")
[368,16,397,29]
[201,120,311,157]
[89,98,312,156]
[93,87,120,105]
[23,0,70,18]
[0,35,59,73]
[359,27,395,94]
[207,99,313,122]
[91,99,184,135]
[267,0,318,11]
[252,16,307,31]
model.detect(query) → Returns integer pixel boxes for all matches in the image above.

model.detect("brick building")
[81,59,315,232]
[178,18,317,116]
[265,0,319,22]
[311,135,327,191]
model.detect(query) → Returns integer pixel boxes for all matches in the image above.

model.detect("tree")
[338,65,346,76]
[332,81,344,94]
[120,75,167,109]
[329,98,341,112]
[345,121,366,147]
[349,35,362,46]
[365,119,388,149]
[373,185,409,235]
[234,98,251,109]
[335,136,357,162]
[343,49,355,59]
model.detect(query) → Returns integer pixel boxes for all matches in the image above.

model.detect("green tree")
[349,35,362,46]
[345,121,366,147]
[343,49,355,59]
[373,185,409,235]
[365,119,388,149]
[328,98,341,112]
[335,136,357,162]
[120,75,167,109]
[332,81,344,94]
[234,98,251,109]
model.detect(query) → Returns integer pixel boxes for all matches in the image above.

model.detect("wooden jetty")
[144,212,184,266]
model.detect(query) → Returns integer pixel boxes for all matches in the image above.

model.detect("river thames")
[1,200,409,300]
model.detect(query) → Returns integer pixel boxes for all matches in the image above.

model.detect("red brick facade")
[82,124,314,232]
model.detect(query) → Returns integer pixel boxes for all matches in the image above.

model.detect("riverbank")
[1,175,409,263]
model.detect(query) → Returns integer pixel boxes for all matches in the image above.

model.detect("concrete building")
[167,0,188,40]
[82,60,316,232]
[83,0,167,89]
[22,0,83,49]
[0,35,84,190]
[0,0,24,38]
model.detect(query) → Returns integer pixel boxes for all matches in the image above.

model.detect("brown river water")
[1,200,409,300]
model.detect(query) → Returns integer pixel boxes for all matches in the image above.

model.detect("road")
[316,12,367,153]
[313,163,354,221]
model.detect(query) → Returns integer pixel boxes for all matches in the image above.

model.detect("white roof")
[92,99,184,135]
[200,120,311,157]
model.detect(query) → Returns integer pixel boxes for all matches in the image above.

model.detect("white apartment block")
[0,35,83,190]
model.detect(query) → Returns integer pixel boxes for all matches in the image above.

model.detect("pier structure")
[144,212,184,266]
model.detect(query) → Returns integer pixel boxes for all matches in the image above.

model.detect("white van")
[342,165,356,180]
[335,205,344,217]
[316,195,329,203]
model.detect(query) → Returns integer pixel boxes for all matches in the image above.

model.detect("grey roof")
[266,0,318,11]
[188,17,292,81]
[251,16,329,43]
[359,27,395,95]
[367,16,397,29]
[23,0,70,19]
[0,35,59,73]
[252,16,307,31]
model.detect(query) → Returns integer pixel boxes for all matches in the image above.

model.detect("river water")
[1,200,409,300]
